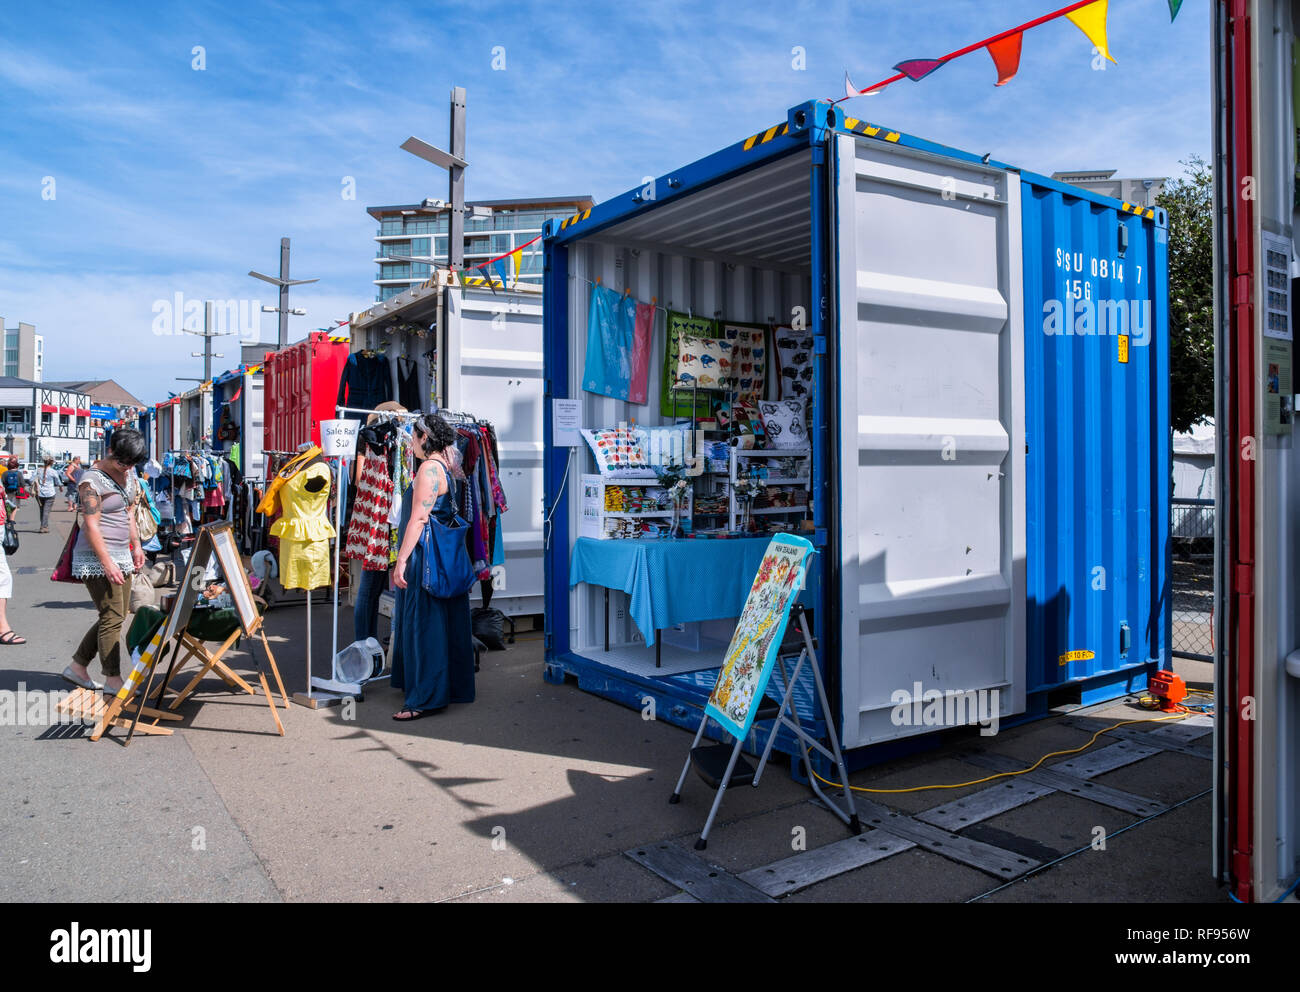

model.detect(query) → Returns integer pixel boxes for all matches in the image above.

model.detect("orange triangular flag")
[1067,0,1117,64]
[987,32,1023,85]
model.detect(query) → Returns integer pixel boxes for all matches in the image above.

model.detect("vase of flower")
[669,499,684,539]
[657,462,690,540]
[735,473,765,534]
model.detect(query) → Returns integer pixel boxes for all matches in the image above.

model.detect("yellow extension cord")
[808,710,1194,795]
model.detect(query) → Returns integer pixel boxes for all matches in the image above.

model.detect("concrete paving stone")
[552,851,680,902]
[962,792,1140,865]
[1088,749,1212,806]
[981,797,1227,903]
[442,872,583,902]
[180,630,813,902]
[0,520,279,903]
[784,847,991,903]
[1173,657,1215,692]
[666,800,855,874]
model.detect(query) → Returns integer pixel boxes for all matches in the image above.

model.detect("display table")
[570,536,815,663]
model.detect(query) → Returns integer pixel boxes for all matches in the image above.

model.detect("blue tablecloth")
[570,537,817,646]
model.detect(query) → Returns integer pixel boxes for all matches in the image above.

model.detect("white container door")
[444,286,546,616]
[833,133,1026,748]
[247,372,265,479]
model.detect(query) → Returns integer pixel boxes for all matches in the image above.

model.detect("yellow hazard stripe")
[328,335,350,343]
[1119,202,1158,221]
[743,121,790,151]
[560,208,592,230]
[842,118,900,143]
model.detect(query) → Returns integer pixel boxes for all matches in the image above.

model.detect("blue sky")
[0,0,1211,405]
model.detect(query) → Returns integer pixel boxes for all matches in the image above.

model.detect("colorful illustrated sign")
[705,533,814,740]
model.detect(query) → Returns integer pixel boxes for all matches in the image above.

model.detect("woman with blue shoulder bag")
[390,413,475,721]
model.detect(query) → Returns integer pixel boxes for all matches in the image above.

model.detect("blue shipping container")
[541,101,1170,764]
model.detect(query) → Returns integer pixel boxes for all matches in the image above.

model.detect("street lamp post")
[249,238,319,350]
[400,87,469,272]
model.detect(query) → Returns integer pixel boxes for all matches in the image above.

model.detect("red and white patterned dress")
[345,452,395,571]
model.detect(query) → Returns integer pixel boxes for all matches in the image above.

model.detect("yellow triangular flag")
[512,247,522,285]
[1067,0,1116,64]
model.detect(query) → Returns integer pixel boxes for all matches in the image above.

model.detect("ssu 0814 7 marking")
[1056,247,1142,286]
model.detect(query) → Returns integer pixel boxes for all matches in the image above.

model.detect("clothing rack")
[335,405,424,421]
[438,409,489,426]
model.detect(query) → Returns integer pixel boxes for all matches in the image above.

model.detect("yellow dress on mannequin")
[270,461,336,590]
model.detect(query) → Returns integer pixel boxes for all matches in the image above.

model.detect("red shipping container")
[262,331,350,454]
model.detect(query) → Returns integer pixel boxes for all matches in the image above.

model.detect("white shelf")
[581,473,693,539]
[728,447,812,531]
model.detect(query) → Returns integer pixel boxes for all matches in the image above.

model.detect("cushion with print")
[581,428,651,476]
[757,399,808,449]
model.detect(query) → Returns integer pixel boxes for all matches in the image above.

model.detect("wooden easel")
[60,522,288,742]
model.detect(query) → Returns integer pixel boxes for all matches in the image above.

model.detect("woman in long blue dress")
[390,413,476,720]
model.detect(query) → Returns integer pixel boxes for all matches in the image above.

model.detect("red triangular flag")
[893,58,945,81]
[986,32,1023,86]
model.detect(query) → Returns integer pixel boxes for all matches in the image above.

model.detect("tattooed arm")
[393,461,446,590]
[79,481,125,585]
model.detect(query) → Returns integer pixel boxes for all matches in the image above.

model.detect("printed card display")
[663,311,718,417]
[721,323,767,403]
[758,399,809,449]
[705,534,814,740]
[773,325,814,400]
[675,334,731,391]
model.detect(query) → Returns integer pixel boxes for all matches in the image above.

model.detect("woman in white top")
[35,456,58,533]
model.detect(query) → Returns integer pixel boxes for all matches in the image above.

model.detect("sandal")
[392,708,432,721]
[0,631,26,645]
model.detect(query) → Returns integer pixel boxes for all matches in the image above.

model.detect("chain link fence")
[1171,497,1214,661]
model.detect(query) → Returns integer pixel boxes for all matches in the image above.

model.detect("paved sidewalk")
[0,509,1227,902]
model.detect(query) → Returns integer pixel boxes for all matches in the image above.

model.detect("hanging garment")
[336,352,393,420]
[582,283,636,399]
[345,448,395,571]
[396,355,421,411]
[628,301,655,405]
[256,445,322,516]
[269,461,336,590]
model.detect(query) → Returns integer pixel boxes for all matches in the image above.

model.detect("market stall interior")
[553,148,820,680]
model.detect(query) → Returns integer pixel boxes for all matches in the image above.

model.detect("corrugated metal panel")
[832,133,1026,749]
[1020,180,1171,692]
[263,332,349,452]
[593,152,812,269]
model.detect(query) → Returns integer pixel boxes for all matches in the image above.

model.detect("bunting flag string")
[454,232,542,290]
[986,32,1024,86]
[840,0,1118,100]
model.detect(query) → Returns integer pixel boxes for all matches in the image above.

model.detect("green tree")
[1156,155,1214,434]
